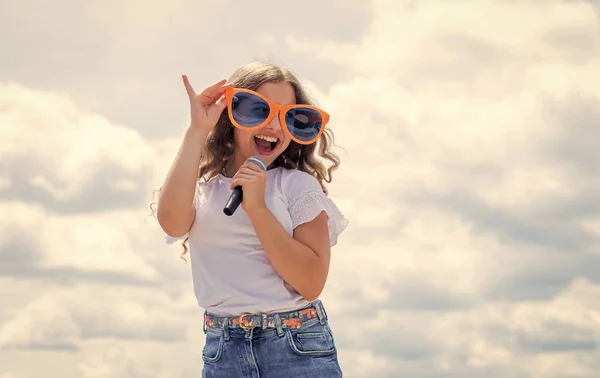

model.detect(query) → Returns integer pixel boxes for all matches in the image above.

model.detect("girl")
[154,61,348,377]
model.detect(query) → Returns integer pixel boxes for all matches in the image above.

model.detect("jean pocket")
[202,331,224,363]
[285,322,337,357]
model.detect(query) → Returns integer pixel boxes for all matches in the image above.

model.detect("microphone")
[223,156,267,216]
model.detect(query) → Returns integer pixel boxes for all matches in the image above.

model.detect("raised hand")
[182,75,233,131]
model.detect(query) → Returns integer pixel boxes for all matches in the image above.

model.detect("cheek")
[279,133,292,150]
[280,139,292,151]
[234,129,253,147]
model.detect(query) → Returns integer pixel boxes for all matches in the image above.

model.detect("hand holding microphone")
[223,156,268,216]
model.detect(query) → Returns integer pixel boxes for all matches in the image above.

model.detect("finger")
[232,172,255,182]
[233,172,254,181]
[238,166,260,175]
[182,75,196,99]
[200,79,228,98]
[212,82,234,94]
[206,82,233,104]
[200,81,232,106]
[230,177,251,189]
[242,163,265,173]
[214,94,228,114]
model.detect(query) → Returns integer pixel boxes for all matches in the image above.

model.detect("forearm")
[157,127,208,233]
[247,207,327,301]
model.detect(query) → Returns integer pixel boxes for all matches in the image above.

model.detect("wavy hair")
[152,60,340,260]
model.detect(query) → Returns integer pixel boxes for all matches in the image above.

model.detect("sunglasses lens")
[230,92,270,127]
[285,108,323,143]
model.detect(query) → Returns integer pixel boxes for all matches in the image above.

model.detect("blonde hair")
[152,60,340,260]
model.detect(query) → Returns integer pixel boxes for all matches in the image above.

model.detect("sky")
[1,0,599,377]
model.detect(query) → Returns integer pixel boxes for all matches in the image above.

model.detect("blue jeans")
[201,300,343,377]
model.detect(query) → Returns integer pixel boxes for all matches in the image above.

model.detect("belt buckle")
[238,313,254,331]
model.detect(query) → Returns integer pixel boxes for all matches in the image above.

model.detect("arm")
[231,164,346,300]
[246,208,331,301]
[157,76,231,238]
[156,127,207,237]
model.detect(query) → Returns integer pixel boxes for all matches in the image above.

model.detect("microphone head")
[245,156,267,171]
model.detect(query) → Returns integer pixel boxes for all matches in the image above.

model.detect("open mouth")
[254,135,279,155]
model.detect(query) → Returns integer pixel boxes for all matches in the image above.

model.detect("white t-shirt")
[156,166,348,316]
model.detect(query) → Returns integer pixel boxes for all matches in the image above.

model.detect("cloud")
[0,81,200,377]
[329,279,600,377]
[0,290,81,351]
[0,201,175,288]
[0,83,157,213]
[288,0,600,76]
[1,0,600,377]
[292,0,600,375]
[0,83,193,293]
[0,285,192,351]
[0,0,371,140]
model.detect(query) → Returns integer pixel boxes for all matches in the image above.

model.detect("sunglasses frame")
[224,87,330,145]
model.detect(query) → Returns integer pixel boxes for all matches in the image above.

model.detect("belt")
[204,302,325,331]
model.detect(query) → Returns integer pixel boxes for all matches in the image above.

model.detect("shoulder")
[196,173,225,192]
[188,174,225,207]
[275,168,348,246]
[277,168,323,199]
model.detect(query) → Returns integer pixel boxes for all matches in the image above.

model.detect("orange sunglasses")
[224,87,330,145]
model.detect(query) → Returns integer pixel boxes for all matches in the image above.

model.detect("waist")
[204,299,328,332]
[190,252,312,315]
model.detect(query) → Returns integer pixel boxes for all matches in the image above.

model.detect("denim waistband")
[203,300,328,336]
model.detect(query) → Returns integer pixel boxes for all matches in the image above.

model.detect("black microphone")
[223,156,267,216]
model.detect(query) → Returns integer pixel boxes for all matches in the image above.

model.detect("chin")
[254,150,282,168]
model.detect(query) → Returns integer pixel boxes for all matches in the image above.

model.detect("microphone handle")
[223,186,243,216]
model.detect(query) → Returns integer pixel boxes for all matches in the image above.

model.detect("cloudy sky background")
[1,0,599,377]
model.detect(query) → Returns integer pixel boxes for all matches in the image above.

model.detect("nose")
[266,111,283,131]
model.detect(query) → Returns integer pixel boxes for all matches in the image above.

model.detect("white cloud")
[287,0,600,79]
[1,0,600,377]
[0,285,193,351]
[0,83,156,207]
[286,0,600,375]
[0,200,171,283]
[75,339,208,378]
[0,0,371,141]
[0,291,80,350]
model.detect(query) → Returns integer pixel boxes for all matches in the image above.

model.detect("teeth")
[255,135,278,143]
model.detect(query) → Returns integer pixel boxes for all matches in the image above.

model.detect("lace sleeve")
[289,189,349,247]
